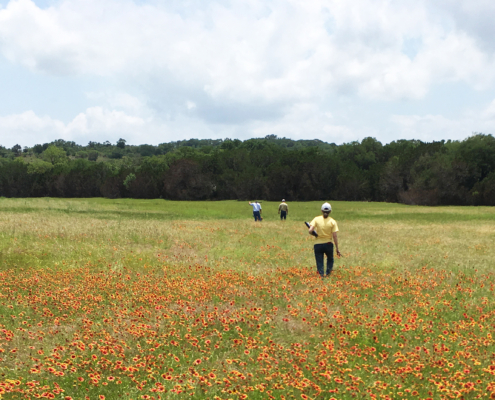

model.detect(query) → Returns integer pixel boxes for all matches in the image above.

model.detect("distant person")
[278,199,289,220]
[308,202,341,278]
[248,201,262,222]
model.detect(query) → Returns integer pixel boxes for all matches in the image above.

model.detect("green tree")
[76,151,89,159]
[11,144,22,156]
[88,151,99,162]
[42,146,68,165]
[116,138,126,149]
[27,159,54,175]
[123,173,136,190]
[457,134,495,181]
[33,144,44,154]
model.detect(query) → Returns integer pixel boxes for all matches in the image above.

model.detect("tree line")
[1,134,495,205]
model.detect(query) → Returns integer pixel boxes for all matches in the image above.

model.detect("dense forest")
[1,134,495,205]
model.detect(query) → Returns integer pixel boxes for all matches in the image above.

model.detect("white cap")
[321,202,332,211]
[282,199,285,202]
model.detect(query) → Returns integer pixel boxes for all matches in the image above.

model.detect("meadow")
[1,198,495,400]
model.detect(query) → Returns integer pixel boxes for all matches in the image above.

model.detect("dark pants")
[314,242,334,277]
[280,210,287,220]
[253,211,261,221]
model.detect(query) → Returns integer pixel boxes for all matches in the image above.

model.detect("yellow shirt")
[310,216,339,244]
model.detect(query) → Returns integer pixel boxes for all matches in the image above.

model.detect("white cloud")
[0,111,65,146]
[1,0,494,105]
[249,102,360,144]
[433,0,495,52]
[0,0,495,145]
[391,98,495,142]
[0,107,146,147]
[390,114,457,142]
[85,92,147,115]
[482,99,495,120]
[67,107,145,136]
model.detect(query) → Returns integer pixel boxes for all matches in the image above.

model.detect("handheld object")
[305,222,318,237]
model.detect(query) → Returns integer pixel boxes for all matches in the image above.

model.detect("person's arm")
[278,204,281,214]
[308,218,316,235]
[286,204,288,215]
[333,232,341,257]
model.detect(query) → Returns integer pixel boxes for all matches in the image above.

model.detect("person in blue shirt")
[248,201,262,221]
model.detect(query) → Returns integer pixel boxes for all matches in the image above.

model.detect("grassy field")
[0,198,495,399]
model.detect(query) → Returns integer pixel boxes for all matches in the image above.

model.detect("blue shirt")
[249,202,261,212]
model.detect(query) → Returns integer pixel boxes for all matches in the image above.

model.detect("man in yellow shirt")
[308,202,341,277]
[278,199,288,220]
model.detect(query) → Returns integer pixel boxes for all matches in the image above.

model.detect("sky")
[1,0,495,148]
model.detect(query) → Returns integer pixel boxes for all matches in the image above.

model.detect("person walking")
[248,201,262,222]
[308,202,341,278]
[278,199,289,220]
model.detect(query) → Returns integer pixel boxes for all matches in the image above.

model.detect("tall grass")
[1,198,494,274]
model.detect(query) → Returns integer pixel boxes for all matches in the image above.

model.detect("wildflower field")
[1,198,495,400]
